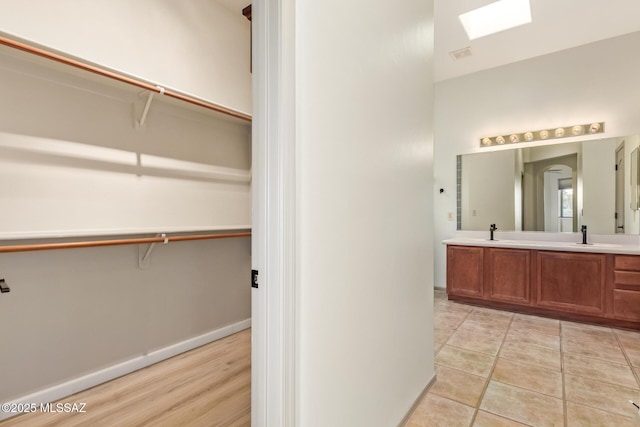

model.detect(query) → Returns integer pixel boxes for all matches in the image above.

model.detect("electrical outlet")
[447,212,454,221]
[472,209,477,216]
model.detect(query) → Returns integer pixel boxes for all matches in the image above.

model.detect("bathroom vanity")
[444,234,640,329]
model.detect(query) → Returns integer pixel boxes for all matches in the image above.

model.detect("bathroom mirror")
[457,135,640,234]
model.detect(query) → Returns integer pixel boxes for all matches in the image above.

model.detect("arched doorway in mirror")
[522,154,578,232]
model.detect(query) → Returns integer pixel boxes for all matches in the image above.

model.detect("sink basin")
[575,242,619,247]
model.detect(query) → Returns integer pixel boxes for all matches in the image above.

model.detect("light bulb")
[555,128,565,138]
[524,132,534,141]
[496,136,505,144]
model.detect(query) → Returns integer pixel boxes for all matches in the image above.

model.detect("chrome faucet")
[490,224,497,241]
[581,225,588,245]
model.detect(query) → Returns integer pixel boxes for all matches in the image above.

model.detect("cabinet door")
[537,251,606,315]
[447,246,484,297]
[487,248,531,304]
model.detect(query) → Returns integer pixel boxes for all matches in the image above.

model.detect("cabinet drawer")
[613,289,640,321]
[615,255,640,271]
[614,271,640,288]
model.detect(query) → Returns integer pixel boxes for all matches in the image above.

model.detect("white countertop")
[443,231,640,255]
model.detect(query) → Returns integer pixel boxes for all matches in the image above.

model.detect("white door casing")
[251,0,297,425]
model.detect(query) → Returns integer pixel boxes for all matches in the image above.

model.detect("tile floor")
[406,289,640,426]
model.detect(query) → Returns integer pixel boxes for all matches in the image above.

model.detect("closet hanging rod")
[0,231,251,254]
[0,35,252,122]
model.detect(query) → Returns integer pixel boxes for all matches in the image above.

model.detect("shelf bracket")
[138,233,168,269]
[135,86,165,129]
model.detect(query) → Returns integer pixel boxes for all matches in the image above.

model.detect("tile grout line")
[433,297,472,358]
[427,295,480,424]
[436,297,640,426]
[561,323,640,423]
[560,321,568,427]
[613,329,640,389]
[612,328,640,421]
[434,301,488,426]
[467,309,515,427]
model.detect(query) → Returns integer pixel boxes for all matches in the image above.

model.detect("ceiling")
[215,0,640,83]
[435,0,640,82]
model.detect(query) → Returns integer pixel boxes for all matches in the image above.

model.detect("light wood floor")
[0,329,251,427]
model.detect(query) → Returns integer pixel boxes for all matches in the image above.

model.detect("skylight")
[459,0,532,40]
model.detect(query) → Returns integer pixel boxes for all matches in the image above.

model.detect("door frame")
[615,143,625,233]
[251,0,297,426]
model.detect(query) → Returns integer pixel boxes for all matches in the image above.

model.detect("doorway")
[523,154,578,232]
[615,144,625,233]
[554,171,574,232]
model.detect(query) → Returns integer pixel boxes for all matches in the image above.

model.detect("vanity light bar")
[480,122,605,148]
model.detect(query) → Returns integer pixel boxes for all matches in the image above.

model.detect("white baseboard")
[0,318,251,421]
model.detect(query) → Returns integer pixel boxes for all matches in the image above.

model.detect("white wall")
[461,150,516,230]
[582,138,617,234]
[0,236,251,403]
[0,48,251,236]
[0,1,252,408]
[523,143,581,164]
[0,0,252,115]
[296,0,435,425]
[434,31,640,287]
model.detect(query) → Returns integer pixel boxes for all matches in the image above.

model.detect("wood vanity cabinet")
[446,245,640,329]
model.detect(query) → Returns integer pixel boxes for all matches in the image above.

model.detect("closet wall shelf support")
[138,233,169,269]
[136,87,164,129]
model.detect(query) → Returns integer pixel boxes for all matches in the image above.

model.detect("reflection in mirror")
[523,153,577,232]
[457,135,640,234]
